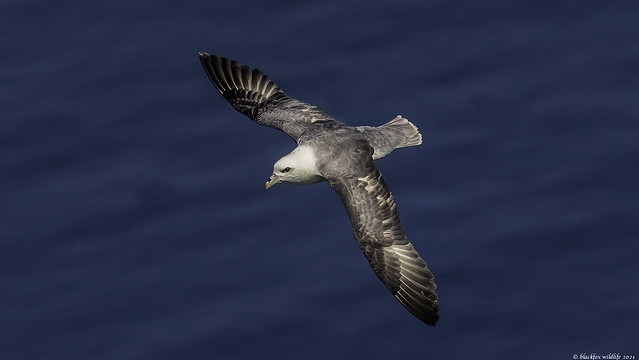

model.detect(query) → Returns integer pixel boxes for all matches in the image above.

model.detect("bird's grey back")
[302,129,374,179]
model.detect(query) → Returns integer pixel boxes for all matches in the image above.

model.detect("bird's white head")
[265,146,324,189]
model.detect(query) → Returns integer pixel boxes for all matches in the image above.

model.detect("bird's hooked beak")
[265,174,280,189]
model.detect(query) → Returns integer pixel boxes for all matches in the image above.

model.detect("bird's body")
[199,53,439,326]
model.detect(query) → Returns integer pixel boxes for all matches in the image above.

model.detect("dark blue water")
[2,1,638,359]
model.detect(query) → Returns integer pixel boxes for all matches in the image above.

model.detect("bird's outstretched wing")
[328,155,439,326]
[199,52,342,142]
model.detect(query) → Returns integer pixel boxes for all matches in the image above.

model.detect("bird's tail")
[380,115,423,148]
[199,52,282,119]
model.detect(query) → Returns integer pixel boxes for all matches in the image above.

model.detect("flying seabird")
[198,53,439,326]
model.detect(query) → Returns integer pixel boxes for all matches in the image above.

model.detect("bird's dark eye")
[282,167,291,173]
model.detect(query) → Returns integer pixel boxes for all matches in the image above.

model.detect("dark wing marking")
[327,149,439,326]
[199,52,342,142]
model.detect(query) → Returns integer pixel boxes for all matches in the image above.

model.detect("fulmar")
[198,53,439,326]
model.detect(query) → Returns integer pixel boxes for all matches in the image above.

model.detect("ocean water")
[2,1,638,359]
